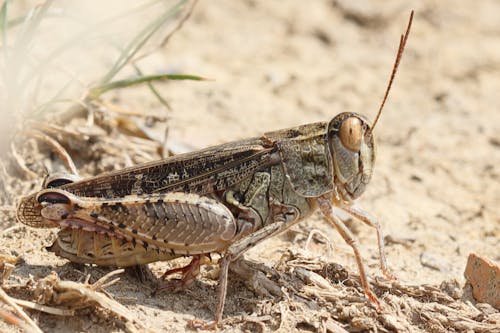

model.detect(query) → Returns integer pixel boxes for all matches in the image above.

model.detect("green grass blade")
[132,64,172,110]
[99,0,188,85]
[90,73,207,98]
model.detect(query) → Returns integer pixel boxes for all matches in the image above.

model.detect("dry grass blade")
[0,263,15,285]
[98,100,166,120]
[33,271,152,333]
[0,307,38,333]
[304,229,334,256]
[12,299,74,316]
[0,287,43,333]
[24,129,78,176]
[0,253,19,284]
[93,268,125,289]
[10,142,37,179]
[156,0,198,52]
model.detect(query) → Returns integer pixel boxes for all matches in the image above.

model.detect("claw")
[365,289,383,311]
[155,278,191,294]
[155,255,203,294]
[187,319,218,330]
[383,271,397,281]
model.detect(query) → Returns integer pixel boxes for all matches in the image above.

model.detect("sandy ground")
[1,1,499,332]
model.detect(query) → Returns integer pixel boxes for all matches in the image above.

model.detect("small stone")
[385,234,416,247]
[440,279,463,299]
[475,303,498,315]
[464,253,500,309]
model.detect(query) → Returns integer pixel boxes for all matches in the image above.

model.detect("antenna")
[369,10,414,132]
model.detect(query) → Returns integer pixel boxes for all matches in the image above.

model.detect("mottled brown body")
[17,122,331,258]
[48,228,180,267]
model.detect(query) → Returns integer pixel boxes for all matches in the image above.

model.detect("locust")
[16,12,413,328]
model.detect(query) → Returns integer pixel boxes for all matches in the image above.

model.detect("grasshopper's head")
[325,11,413,200]
[327,112,375,201]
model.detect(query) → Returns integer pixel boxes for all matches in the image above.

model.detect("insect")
[16,11,413,328]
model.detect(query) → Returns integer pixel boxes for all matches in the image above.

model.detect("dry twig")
[13,299,74,316]
[0,287,43,333]
[10,142,38,179]
[0,307,38,333]
[33,270,152,333]
[24,129,79,176]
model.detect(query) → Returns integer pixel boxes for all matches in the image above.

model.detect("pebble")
[464,253,499,309]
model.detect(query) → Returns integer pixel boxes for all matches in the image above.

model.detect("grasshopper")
[16,12,413,328]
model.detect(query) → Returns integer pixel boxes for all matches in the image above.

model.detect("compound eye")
[339,117,363,152]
